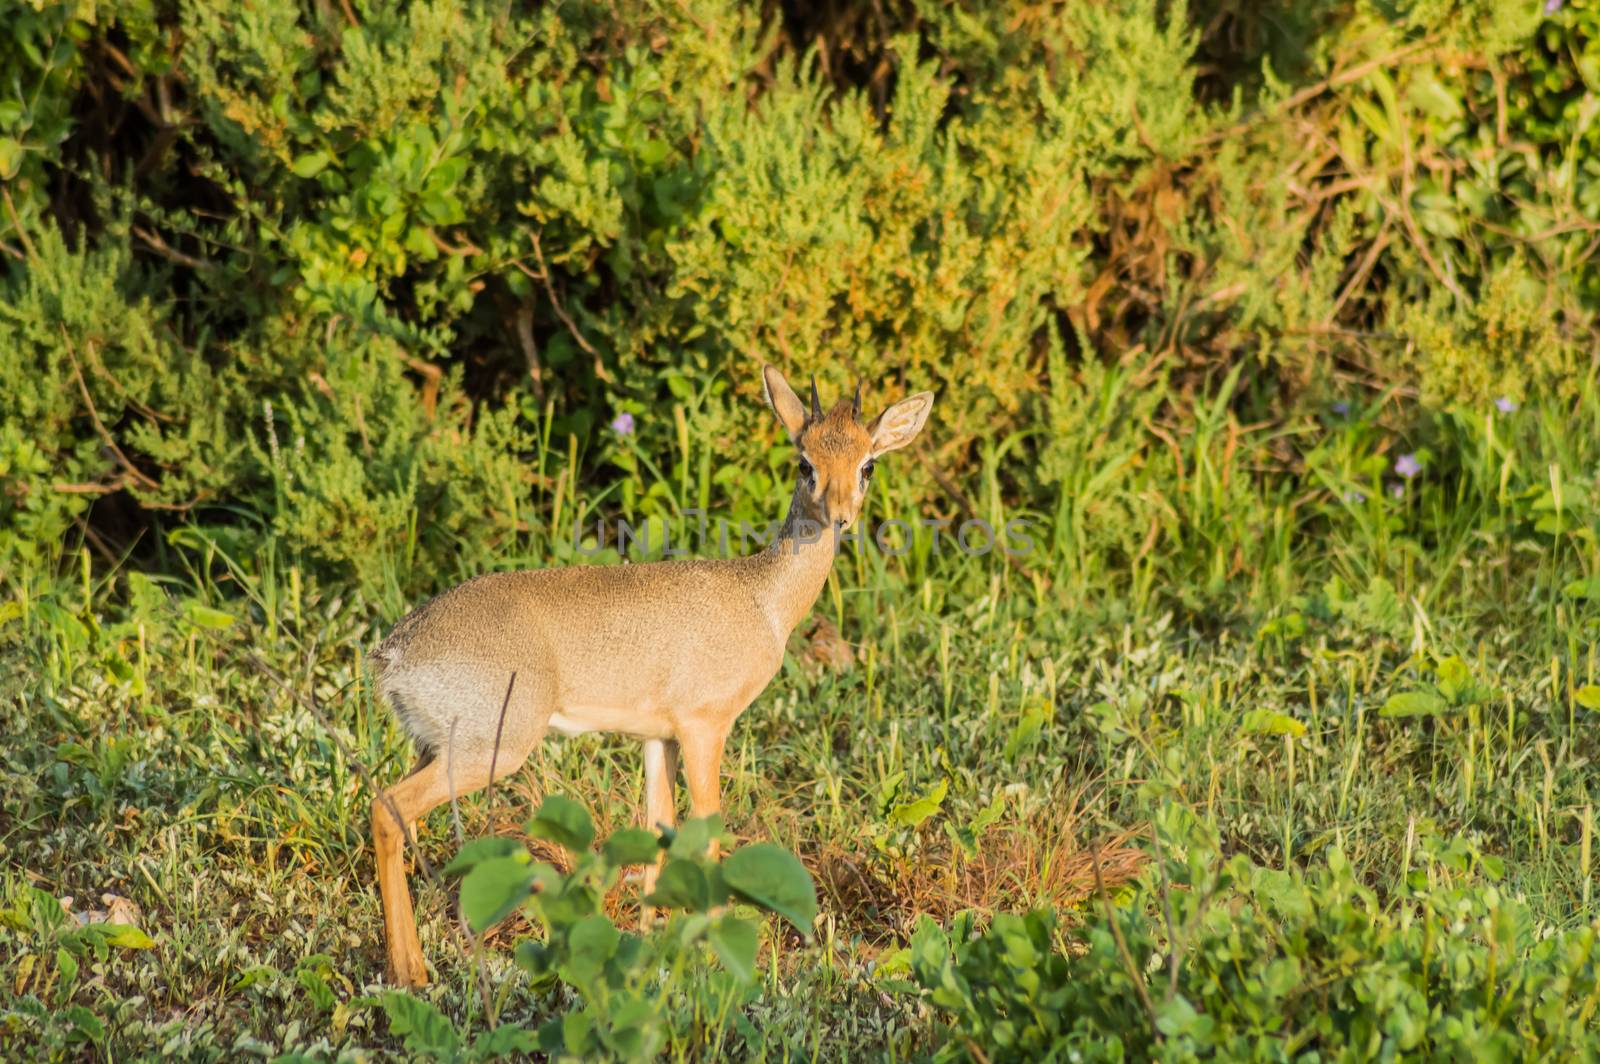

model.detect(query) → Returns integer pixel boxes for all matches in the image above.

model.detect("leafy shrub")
[386,795,818,1063]
[0,886,156,1055]
[907,823,1600,1062]
[4,0,1598,602]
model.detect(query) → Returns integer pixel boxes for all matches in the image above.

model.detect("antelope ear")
[868,391,934,455]
[762,365,808,441]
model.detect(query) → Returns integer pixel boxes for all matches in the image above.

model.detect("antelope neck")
[742,491,839,638]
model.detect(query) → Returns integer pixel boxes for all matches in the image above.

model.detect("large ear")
[869,391,934,455]
[762,364,809,441]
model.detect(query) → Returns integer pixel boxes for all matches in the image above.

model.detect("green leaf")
[719,843,818,931]
[62,1005,104,1045]
[472,1025,539,1058]
[182,601,235,629]
[1239,709,1306,737]
[291,151,332,178]
[602,828,661,867]
[0,136,22,181]
[645,858,710,912]
[459,856,535,932]
[708,915,759,982]
[380,991,459,1056]
[443,836,525,876]
[55,947,78,1006]
[886,777,949,829]
[1003,698,1050,762]
[1575,685,1600,711]
[1435,656,1472,702]
[526,794,594,853]
[100,924,155,949]
[667,814,722,859]
[562,913,620,983]
[1562,576,1600,601]
[1381,688,1449,718]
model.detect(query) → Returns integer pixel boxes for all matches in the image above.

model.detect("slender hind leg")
[639,737,679,928]
[372,745,528,987]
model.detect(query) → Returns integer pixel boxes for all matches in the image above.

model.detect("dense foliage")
[3,0,1599,1060]
[907,811,1600,1061]
[5,0,1596,597]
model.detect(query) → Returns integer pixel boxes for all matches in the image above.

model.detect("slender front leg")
[678,729,728,860]
[640,738,678,928]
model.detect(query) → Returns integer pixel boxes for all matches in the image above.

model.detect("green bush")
[908,821,1600,1062]
[4,0,1598,603]
[391,796,817,1063]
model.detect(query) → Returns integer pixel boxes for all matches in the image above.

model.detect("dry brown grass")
[810,798,1148,943]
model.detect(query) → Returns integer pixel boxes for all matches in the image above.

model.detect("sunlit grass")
[3,384,1598,1058]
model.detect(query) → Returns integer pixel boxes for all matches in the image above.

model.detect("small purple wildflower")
[1545,0,1563,15]
[1495,396,1517,414]
[610,412,635,435]
[1390,482,1405,499]
[1344,489,1366,504]
[1394,453,1422,479]
[1331,401,1350,416]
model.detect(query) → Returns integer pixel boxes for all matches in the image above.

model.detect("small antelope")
[368,365,933,986]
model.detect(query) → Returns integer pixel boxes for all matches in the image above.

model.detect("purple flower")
[1494,396,1517,414]
[1331,401,1350,416]
[610,412,635,435]
[1344,489,1366,504]
[1394,453,1421,479]
[1390,482,1405,499]
[1545,0,1563,15]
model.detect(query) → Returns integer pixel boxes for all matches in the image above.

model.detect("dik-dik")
[367,365,932,986]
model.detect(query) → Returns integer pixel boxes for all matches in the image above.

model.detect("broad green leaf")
[708,915,759,982]
[182,602,235,629]
[1562,576,1600,601]
[1004,698,1050,762]
[645,858,710,912]
[667,814,722,859]
[602,828,661,867]
[100,924,154,949]
[1380,689,1448,718]
[720,843,818,931]
[1240,709,1306,737]
[887,777,949,829]
[561,1008,596,1055]
[443,836,525,876]
[473,1025,540,1057]
[459,856,535,931]
[63,1005,104,1045]
[1435,656,1472,702]
[0,137,22,180]
[1575,685,1600,711]
[563,913,620,983]
[55,947,78,1006]
[290,151,331,178]
[526,794,594,853]
[380,991,459,1055]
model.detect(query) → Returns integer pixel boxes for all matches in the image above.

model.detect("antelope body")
[368,365,933,986]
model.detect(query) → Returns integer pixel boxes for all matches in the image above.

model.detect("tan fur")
[368,365,933,986]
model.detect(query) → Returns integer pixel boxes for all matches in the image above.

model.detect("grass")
[3,388,1599,1059]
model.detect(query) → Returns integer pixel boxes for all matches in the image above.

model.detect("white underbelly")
[547,705,672,740]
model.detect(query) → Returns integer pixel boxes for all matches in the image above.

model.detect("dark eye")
[798,458,814,482]
[861,459,875,482]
